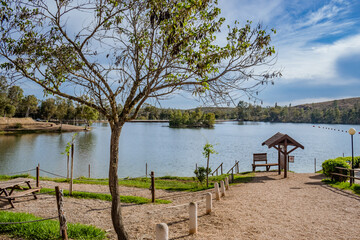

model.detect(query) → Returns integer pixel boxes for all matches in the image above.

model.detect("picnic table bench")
[0,178,40,208]
[252,153,278,172]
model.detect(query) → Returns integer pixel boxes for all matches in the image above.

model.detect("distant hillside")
[295,97,360,110]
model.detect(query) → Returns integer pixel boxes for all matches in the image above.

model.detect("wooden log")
[220,180,225,197]
[206,192,212,214]
[214,182,220,200]
[189,202,197,234]
[151,171,155,203]
[55,186,68,240]
[155,223,169,240]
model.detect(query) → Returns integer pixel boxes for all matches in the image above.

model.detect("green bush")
[194,166,211,185]
[322,158,350,182]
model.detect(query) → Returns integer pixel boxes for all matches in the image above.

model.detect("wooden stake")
[70,143,74,196]
[36,164,40,188]
[88,164,90,178]
[189,202,197,234]
[146,163,148,177]
[220,163,223,175]
[225,177,229,190]
[206,192,212,214]
[156,223,169,240]
[55,186,68,240]
[214,182,220,200]
[151,171,155,203]
[220,180,225,197]
[66,154,69,179]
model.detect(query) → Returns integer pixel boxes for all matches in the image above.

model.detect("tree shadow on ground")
[308,174,325,180]
[167,213,208,240]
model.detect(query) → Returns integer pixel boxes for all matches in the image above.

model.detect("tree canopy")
[0,0,280,239]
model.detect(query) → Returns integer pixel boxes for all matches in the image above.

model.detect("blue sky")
[215,0,360,107]
[20,0,360,108]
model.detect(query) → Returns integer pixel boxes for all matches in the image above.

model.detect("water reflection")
[0,122,358,178]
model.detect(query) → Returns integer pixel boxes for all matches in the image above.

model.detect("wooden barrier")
[156,223,168,240]
[36,164,40,188]
[220,180,225,197]
[189,202,197,234]
[55,186,68,240]
[214,182,220,200]
[225,177,229,190]
[206,192,212,214]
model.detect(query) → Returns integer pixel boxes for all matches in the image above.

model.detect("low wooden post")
[206,192,212,214]
[220,180,225,197]
[151,171,155,203]
[214,182,220,200]
[146,163,148,177]
[155,223,168,240]
[195,163,197,171]
[314,158,316,173]
[216,169,218,176]
[221,163,223,175]
[88,164,91,178]
[36,164,40,188]
[69,143,74,196]
[189,202,197,234]
[231,169,234,183]
[225,177,229,190]
[55,186,68,240]
[237,161,239,173]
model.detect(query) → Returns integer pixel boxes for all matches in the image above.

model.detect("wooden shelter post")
[277,145,281,175]
[284,139,288,178]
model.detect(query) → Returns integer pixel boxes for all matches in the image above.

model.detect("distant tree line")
[0,78,99,125]
[236,100,360,124]
[169,109,216,128]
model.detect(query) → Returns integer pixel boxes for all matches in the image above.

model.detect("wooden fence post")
[314,158,316,173]
[88,164,91,178]
[69,143,74,196]
[189,202,197,234]
[36,164,40,188]
[151,171,155,203]
[231,169,234,183]
[55,186,68,240]
[221,163,223,175]
[66,154,69,179]
[220,180,225,197]
[146,163,148,177]
[206,192,212,214]
[156,223,168,240]
[214,182,220,200]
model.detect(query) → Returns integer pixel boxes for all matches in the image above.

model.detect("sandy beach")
[1,172,360,240]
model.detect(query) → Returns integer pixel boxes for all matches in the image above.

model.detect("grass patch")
[322,179,360,195]
[0,171,254,192]
[40,188,171,204]
[0,211,106,240]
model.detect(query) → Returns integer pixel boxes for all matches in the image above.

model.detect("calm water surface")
[0,121,359,178]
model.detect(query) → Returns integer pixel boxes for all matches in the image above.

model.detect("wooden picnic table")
[0,178,40,208]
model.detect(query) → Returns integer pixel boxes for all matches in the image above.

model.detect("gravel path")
[1,172,360,239]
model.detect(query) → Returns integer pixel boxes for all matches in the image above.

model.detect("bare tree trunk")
[109,122,129,240]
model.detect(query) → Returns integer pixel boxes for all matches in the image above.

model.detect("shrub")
[14,123,22,129]
[194,166,211,185]
[322,158,350,182]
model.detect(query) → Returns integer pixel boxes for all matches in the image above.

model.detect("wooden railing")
[227,161,239,174]
[331,167,360,186]
[211,163,223,176]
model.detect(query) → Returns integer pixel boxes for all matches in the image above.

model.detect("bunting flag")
[312,125,359,134]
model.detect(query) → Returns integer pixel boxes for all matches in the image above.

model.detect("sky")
[18,0,360,109]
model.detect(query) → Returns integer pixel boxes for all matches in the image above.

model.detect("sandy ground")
[1,172,360,240]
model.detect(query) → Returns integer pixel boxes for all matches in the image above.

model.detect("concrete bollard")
[220,180,225,197]
[189,202,197,234]
[225,177,229,190]
[206,192,212,214]
[156,223,169,240]
[214,182,220,200]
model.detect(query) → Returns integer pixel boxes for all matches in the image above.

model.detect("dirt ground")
[1,172,360,240]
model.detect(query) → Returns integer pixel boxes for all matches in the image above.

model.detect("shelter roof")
[262,132,304,149]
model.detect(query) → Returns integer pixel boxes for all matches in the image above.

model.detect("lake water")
[0,121,359,178]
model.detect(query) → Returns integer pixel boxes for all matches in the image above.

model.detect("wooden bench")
[0,178,40,208]
[252,153,278,172]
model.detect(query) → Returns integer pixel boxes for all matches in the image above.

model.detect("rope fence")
[5,168,36,176]
[39,169,67,179]
[0,216,58,225]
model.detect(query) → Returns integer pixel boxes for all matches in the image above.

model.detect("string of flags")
[312,125,360,134]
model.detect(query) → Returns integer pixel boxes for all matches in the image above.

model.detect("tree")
[20,95,38,118]
[203,142,217,187]
[7,85,23,110]
[40,98,56,121]
[55,97,68,127]
[78,104,99,129]
[0,1,279,238]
